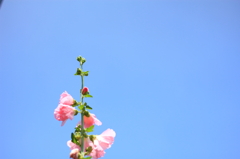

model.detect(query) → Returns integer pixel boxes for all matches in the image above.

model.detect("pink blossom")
[82,87,89,95]
[82,138,104,159]
[67,140,80,151]
[86,129,116,159]
[59,91,74,105]
[83,113,102,128]
[69,148,79,159]
[67,129,116,159]
[96,129,116,150]
[54,104,76,126]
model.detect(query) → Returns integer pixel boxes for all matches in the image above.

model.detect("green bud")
[89,135,96,143]
[83,133,88,138]
[76,56,82,62]
[84,111,90,117]
[74,132,81,140]
[81,58,86,65]
[85,146,93,155]
[74,110,78,116]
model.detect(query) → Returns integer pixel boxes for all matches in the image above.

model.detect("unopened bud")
[81,87,89,95]
[81,58,86,65]
[83,133,88,138]
[84,111,90,117]
[74,132,81,140]
[74,110,78,116]
[76,56,82,62]
[89,135,96,143]
[85,146,93,155]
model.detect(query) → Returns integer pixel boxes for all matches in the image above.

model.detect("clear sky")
[1,1,240,159]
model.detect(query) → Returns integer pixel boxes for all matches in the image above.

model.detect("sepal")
[74,110,79,116]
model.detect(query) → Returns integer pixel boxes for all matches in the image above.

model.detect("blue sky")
[1,1,240,159]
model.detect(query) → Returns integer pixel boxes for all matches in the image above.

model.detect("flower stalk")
[80,63,85,155]
[54,56,116,159]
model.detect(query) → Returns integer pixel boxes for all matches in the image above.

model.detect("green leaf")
[86,105,92,110]
[74,68,82,75]
[78,105,84,110]
[82,71,89,76]
[71,133,77,144]
[84,157,92,159]
[85,125,94,133]
[84,94,93,98]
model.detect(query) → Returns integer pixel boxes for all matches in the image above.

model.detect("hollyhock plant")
[54,104,76,126]
[54,56,116,159]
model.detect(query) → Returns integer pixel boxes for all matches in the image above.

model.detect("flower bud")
[84,111,90,117]
[83,133,88,138]
[89,135,96,143]
[74,110,78,116]
[85,146,93,155]
[81,58,86,65]
[74,132,81,140]
[81,87,89,95]
[76,56,82,62]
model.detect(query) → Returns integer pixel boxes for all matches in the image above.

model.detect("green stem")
[80,64,84,154]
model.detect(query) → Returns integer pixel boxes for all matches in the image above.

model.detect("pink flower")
[54,104,76,126]
[69,149,79,159]
[96,129,116,150]
[82,87,89,95]
[83,113,102,128]
[87,140,105,159]
[59,91,74,105]
[67,129,116,159]
[67,140,80,151]
[86,129,116,159]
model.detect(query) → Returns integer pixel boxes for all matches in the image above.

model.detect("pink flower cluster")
[54,89,116,159]
[68,129,116,159]
[54,91,76,126]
